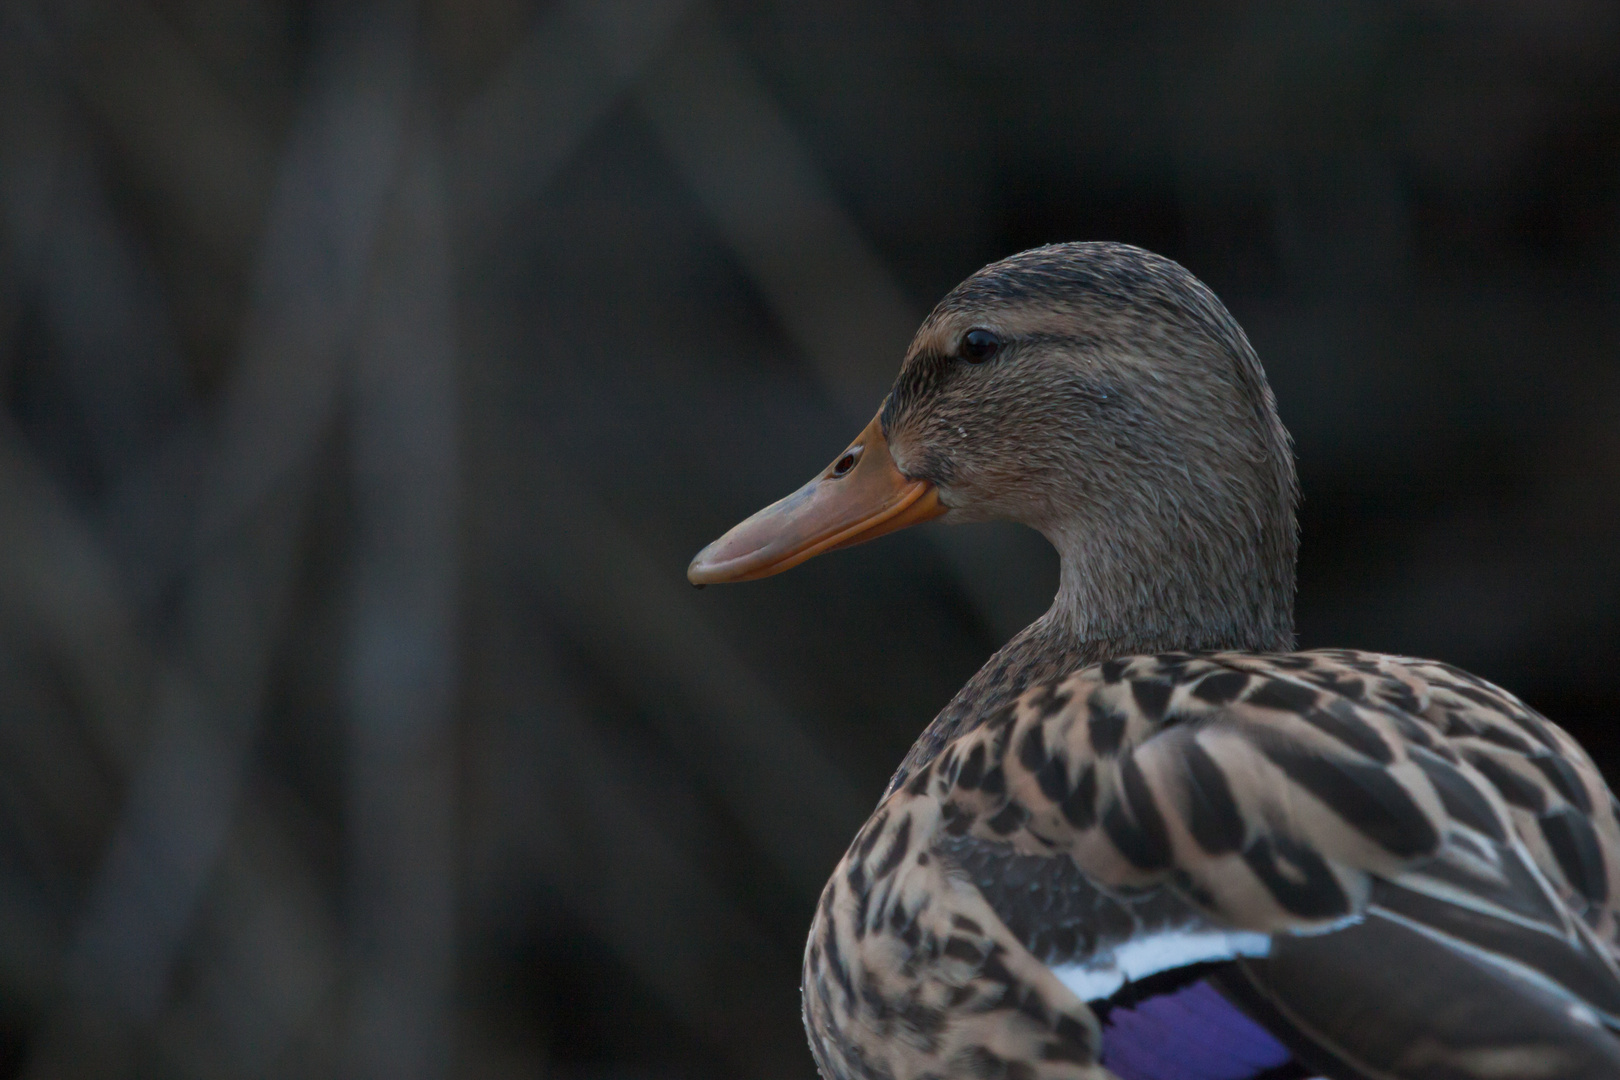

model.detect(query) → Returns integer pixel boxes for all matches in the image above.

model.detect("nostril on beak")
[831,446,862,477]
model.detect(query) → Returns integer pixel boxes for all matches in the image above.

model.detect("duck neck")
[1040,512,1296,657]
[884,521,1295,799]
[1038,551,1224,658]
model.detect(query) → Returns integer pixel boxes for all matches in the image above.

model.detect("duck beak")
[688,411,945,585]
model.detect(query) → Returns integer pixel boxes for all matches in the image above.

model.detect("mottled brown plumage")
[696,242,1620,1080]
[807,650,1620,1080]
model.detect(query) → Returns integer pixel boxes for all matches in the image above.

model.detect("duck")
[686,242,1620,1080]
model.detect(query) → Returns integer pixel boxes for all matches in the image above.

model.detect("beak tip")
[686,543,730,586]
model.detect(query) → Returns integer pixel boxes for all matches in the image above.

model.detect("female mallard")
[687,243,1620,1080]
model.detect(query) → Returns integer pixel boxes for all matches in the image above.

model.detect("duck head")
[689,242,1299,655]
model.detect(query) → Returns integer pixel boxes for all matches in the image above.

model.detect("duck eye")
[961,328,1001,363]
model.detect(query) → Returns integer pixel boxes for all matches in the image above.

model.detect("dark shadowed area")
[0,1,1616,1078]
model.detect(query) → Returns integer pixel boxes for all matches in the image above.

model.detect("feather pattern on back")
[803,649,1620,1080]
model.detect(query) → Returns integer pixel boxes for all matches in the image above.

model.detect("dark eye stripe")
[880,349,952,433]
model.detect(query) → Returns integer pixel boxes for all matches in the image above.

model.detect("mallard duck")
[687,243,1620,1080]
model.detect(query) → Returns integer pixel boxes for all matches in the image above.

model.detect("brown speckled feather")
[803,650,1620,1080]
[688,242,1620,1080]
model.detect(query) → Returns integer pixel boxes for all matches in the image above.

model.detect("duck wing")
[804,650,1620,1080]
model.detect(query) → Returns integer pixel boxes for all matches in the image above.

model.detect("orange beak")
[687,411,946,585]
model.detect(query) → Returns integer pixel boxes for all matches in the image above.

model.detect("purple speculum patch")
[1098,979,1297,1080]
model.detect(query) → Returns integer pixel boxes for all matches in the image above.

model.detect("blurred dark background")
[0,1,1616,1078]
